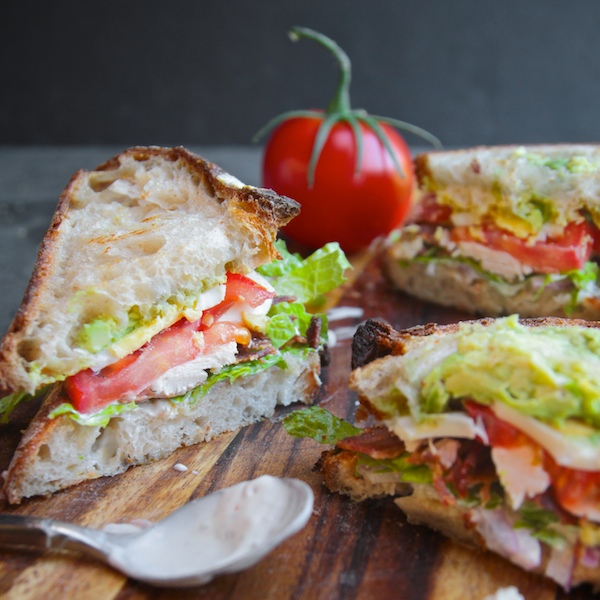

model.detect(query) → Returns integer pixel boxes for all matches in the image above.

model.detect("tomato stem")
[254,27,443,189]
[288,26,352,116]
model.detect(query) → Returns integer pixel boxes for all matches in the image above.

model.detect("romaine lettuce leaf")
[267,301,328,348]
[258,240,351,303]
[0,390,39,423]
[49,400,137,428]
[172,351,291,405]
[283,406,362,444]
[565,261,600,316]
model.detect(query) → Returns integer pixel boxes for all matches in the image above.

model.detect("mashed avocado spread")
[408,315,600,427]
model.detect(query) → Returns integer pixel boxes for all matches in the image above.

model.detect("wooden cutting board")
[0,250,595,600]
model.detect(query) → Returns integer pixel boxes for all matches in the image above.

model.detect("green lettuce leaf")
[0,386,51,423]
[565,261,600,316]
[266,301,328,349]
[258,240,351,303]
[49,401,138,428]
[356,453,432,484]
[171,351,291,405]
[283,406,362,444]
[514,500,565,548]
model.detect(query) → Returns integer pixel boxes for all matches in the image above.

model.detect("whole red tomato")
[256,27,440,253]
[263,116,414,253]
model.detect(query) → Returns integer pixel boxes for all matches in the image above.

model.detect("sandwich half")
[285,316,600,590]
[384,145,600,318]
[0,146,350,503]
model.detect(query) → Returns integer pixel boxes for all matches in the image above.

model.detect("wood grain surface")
[0,250,597,600]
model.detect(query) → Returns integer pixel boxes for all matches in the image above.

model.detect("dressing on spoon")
[0,475,314,587]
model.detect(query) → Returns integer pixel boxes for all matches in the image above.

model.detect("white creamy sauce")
[106,475,314,585]
[326,306,364,346]
[327,306,364,322]
[330,325,359,344]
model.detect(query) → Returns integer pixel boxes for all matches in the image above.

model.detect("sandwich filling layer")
[2,240,351,427]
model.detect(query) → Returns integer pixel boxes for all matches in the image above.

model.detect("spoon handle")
[0,514,109,560]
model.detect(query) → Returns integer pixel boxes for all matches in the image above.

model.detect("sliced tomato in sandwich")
[65,273,275,414]
[451,221,594,274]
[465,401,600,520]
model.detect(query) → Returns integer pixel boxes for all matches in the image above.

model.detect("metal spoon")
[0,475,314,587]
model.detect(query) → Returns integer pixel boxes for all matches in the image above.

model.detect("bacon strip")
[338,427,406,459]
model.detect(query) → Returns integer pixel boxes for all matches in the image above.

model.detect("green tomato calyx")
[254,26,442,188]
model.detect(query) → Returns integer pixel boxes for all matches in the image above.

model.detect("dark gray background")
[2,0,600,148]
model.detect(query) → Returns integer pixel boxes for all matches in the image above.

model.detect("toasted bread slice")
[4,349,320,504]
[0,147,299,395]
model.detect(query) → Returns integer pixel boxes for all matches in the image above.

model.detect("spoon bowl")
[0,475,314,587]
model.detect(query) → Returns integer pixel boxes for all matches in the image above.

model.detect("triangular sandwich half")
[1,146,350,503]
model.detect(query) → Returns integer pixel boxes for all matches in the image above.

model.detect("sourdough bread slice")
[4,350,320,503]
[0,147,299,395]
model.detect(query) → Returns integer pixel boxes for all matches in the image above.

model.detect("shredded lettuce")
[565,261,600,316]
[259,240,351,303]
[258,239,347,348]
[49,400,138,428]
[283,406,362,444]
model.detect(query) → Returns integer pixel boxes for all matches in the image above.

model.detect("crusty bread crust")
[414,143,600,187]
[317,448,410,502]
[3,350,321,504]
[382,250,600,319]
[351,315,600,371]
[0,146,300,394]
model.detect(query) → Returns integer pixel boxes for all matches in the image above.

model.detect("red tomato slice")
[451,221,593,274]
[464,401,531,448]
[465,401,600,518]
[65,317,202,413]
[545,458,600,518]
[65,272,271,414]
[203,273,274,323]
